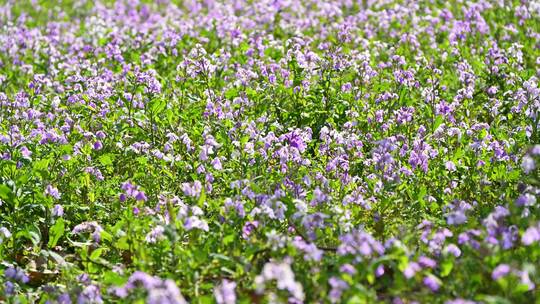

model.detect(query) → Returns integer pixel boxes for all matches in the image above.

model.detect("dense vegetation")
[0,0,540,303]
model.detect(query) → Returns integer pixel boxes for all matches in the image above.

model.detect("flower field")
[1,0,540,303]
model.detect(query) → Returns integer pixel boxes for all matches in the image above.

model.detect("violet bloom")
[254,261,304,301]
[487,86,498,96]
[45,184,61,199]
[0,227,11,244]
[4,267,29,284]
[445,160,457,172]
[181,181,202,198]
[329,276,349,303]
[135,191,148,202]
[72,221,103,243]
[93,141,103,150]
[77,284,103,304]
[375,265,385,277]
[20,146,32,158]
[211,157,223,170]
[242,221,259,239]
[113,271,187,304]
[418,256,437,268]
[337,229,384,258]
[52,204,64,217]
[224,198,245,218]
[291,236,324,261]
[57,293,72,304]
[339,264,356,275]
[4,281,14,295]
[492,264,511,280]
[404,262,421,279]
[184,216,209,232]
[214,280,236,304]
[522,223,540,245]
[445,299,477,304]
[443,244,461,257]
[516,193,536,207]
[522,156,535,173]
[96,131,106,139]
[423,275,440,292]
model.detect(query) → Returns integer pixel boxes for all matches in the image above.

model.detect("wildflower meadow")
[0,0,540,303]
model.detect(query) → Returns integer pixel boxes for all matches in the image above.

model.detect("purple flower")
[72,221,103,243]
[418,256,437,268]
[310,187,327,206]
[337,229,384,258]
[486,86,498,96]
[4,267,29,284]
[522,223,540,245]
[518,270,535,291]
[57,293,72,304]
[146,226,165,243]
[404,262,421,279]
[242,221,259,239]
[184,216,209,232]
[445,201,472,225]
[423,275,440,292]
[255,261,304,301]
[135,191,148,202]
[211,157,223,170]
[77,284,103,304]
[52,204,64,217]
[445,161,457,172]
[96,131,106,139]
[375,265,385,277]
[291,236,324,261]
[93,141,103,150]
[20,146,32,158]
[339,264,357,275]
[492,264,511,280]
[443,244,461,257]
[45,185,61,199]
[516,194,536,207]
[214,280,236,304]
[328,276,349,303]
[181,181,202,198]
[4,281,14,295]
[522,156,535,173]
[113,271,187,304]
[445,299,477,304]
[0,227,11,243]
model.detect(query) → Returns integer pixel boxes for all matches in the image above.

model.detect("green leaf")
[48,219,65,248]
[99,154,114,166]
[222,234,235,246]
[103,271,127,285]
[47,250,67,266]
[512,283,532,295]
[440,259,454,277]
[17,225,42,246]
[0,184,12,200]
[477,295,512,304]
[150,98,166,113]
[115,236,130,250]
[90,247,105,260]
[198,187,206,207]
[100,230,113,243]
[196,295,214,304]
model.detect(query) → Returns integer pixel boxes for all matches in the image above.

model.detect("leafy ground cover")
[0,0,540,303]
